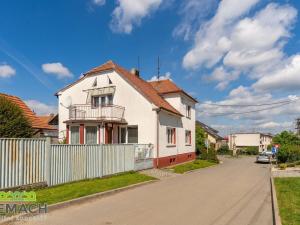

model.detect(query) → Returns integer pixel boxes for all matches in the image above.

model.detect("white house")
[56,60,197,168]
[228,132,273,152]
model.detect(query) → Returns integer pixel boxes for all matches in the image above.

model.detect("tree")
[272,131,300,146]
[0,96,33,138]
[195,125,206,155]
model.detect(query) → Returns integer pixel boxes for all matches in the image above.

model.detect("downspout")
[156,109,161,168]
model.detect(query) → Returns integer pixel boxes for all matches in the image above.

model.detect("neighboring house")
[228,133,273,152]
[37,114,59,142]
[56,60,197,168]
[196,121,224,150]
[0,93,57,139]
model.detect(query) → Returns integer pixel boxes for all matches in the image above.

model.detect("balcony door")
[105,124,113,144]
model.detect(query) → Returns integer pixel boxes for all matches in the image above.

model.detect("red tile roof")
[149,79,198,103]
[57,61,183,116]
[0,93,56,130]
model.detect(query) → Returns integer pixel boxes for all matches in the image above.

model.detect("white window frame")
[186,105,191,119]
[185,130,191,145]
[85,126,98,145]
[70,125,80,144]
[167,127,176,146]
[127,126,138,144]
[119,126,127,144]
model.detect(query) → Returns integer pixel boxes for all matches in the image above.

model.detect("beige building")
[228,133,273,152]
[196,121,224,150]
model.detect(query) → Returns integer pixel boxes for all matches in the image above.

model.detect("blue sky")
[1,0,300,135]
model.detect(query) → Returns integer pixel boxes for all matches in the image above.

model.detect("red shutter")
[66,125,70,144]
[173,128,176,144]
[80,124,84,144]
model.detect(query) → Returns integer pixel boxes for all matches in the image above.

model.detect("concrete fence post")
[45,137,51,186]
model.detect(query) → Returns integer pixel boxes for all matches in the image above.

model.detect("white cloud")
[42,62,72,79]
[0,64,16,78]
[204,66,240,90]
[182,2,297,88]
[253,54,300,92]
[182,0,260,69]
[92,0,105,6]
[148,71,171,81]
[173,0,218,41]
[110,0,163,34]
[25,100,57,115]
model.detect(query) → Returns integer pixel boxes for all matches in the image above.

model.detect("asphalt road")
[14,156,273,225]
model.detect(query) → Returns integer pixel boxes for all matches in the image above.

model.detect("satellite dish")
[64,96,72,108]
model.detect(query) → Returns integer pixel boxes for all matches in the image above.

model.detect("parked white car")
[256,152,271,163]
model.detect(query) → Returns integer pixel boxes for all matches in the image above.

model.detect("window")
[92,96,100,107]
[185,130,191,145]
[92,94,114,107]
[167,127,176,145]
[128,126,138,143]
[86,126,97,144]
[186,105,191,118]
[120,127,127,144]
[101,96,106,106]
[70,126,79,144]
[107,94,113,105]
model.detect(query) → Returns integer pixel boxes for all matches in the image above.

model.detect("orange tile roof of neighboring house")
[37,115,57,129]
[0,93,56,130]
[57,60,183,116]
[148,79,198,103]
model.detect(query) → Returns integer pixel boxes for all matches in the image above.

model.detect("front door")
[105,124,113,144]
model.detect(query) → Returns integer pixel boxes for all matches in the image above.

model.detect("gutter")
[156,108,161,168]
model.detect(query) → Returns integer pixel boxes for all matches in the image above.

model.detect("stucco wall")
[158,94,195,157]
[58,71,157,148]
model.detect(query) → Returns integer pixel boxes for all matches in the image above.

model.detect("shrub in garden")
[241,146,259,155]
[200,148,219,163]
[279,163,287,170]
[277,145,300,163]
[217,145,231,155]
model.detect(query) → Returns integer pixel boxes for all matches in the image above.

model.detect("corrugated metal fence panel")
[0,138,47,189]
[1,139,148,189]
[102,145,134,176]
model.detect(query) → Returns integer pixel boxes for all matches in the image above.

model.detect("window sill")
[185,144,191,146]
[186,116,191,119]
[166,144,176,147]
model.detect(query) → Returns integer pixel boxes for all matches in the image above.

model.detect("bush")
[240,146,259,155]
[277,145,300,163]
[279,163,287,170]
[217,145,231,155]
[286,161,300,167]
[200,148,219,163]
[0,96,33,138]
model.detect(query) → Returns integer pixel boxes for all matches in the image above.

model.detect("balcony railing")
[69,104,125,121]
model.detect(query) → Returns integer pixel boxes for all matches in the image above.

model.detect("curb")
[270,174,282,225]
[0,180,157,225]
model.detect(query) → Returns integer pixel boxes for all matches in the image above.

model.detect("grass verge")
[35,171,155,205]
[170,160,217,174]
[274,177,300,225]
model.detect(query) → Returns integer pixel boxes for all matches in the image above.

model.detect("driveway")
[14,157,273,225]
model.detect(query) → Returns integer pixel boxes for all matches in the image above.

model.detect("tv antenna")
[157,56,160,81]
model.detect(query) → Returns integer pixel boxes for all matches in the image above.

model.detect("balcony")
[68,104,125,122]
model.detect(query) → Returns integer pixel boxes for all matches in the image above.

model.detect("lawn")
[274,177,300,225]
[35,171,155,205]
[170,160,217,174]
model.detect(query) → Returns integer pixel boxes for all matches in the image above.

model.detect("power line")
[201,98,297,107]
[203,99,299,117]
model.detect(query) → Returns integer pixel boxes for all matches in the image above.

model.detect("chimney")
[131,68,140,77]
